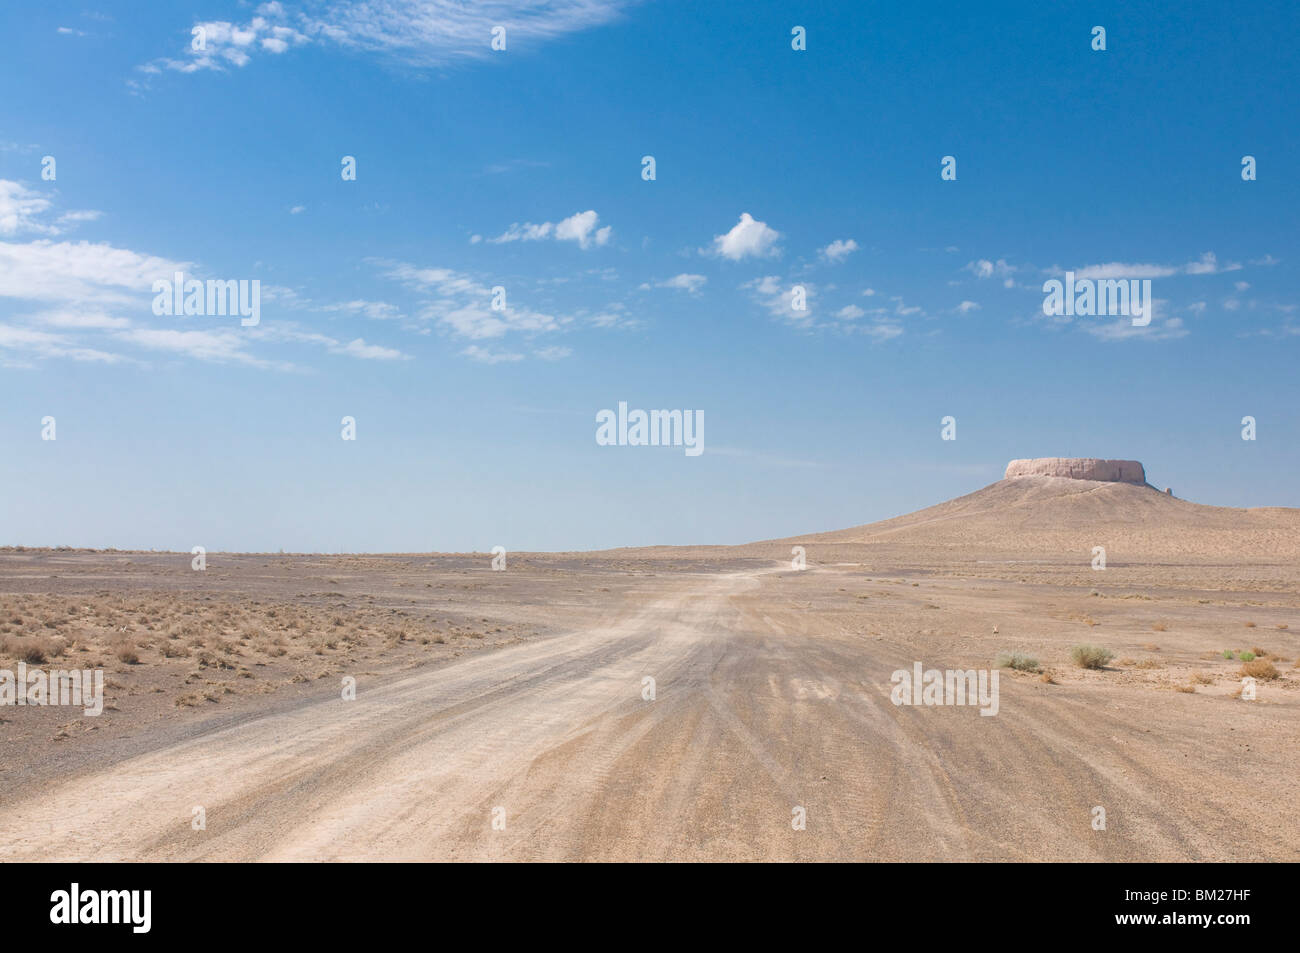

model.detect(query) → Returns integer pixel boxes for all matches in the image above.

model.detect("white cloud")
[141,6,310,75]
[836,305,865,320]
[248,324,409,362]
[654,273,706,293]
[1078,299,1189,342]
[114,328,278,367]
[0,181,54,236]
[860,322,903,340]
[819,238,858,263]
[317,299,401,320]
[956,300,980,313]
[964,258,1016,279]
[56,209,103,228]
[710,213,781,261]
[0,239,190,306]
[487,209,611,249]
[143,1,632,77]
[0,324,125,364]
[1184,251,1242,275]
[554,210,611,249]
[336,337,405,359]
[1063,252,1243,281]
[27,309,131,329]
[744,275,812,326]
[381,261,567,340]
[534,345,572,360]
[0,180,105,238]
[462,345,524,364]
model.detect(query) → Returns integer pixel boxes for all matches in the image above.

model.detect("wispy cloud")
[1059,252,1242,280]
[643,273,706,293]
[462,344,524,364]
[380,260,568,343]
[477,209,611,249]
[139,0,634,78]
[114,328,284,368]
[818,238,858,264]
[744,275,812,326]
[964,258,1016,286]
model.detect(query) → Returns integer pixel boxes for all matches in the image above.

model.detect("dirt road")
[1,565,1294,861]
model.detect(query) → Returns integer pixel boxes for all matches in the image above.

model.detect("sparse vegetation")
[1238,651,1256,663]
[994,651,1040,672]
[0,583,523,718]
[1070,644,1115,669]
[1240,659,1279,681]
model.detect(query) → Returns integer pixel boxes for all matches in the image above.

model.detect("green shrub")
[994,651,1040,672]
[1070,644,1115,669]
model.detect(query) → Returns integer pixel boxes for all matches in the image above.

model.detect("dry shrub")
[18,641,49,664]
[1150,623,1167,632]
[1239,659,1279,681]
[1190,672,1215,685]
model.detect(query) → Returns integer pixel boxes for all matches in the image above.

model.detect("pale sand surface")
[1,477,1297,860]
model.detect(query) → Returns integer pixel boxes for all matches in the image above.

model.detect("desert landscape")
[1,459,1297,862]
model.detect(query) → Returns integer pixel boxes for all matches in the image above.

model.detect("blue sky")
[1,0,1297,552]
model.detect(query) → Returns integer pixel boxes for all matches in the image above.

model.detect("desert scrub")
[1240,659,1279,681]
[1070,644,1115,669]
[1222,649,1236,659]
[993,651,1040,672]
[1238,651,1256,663]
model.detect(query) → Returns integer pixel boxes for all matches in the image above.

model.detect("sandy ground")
[1,478,1298,861]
